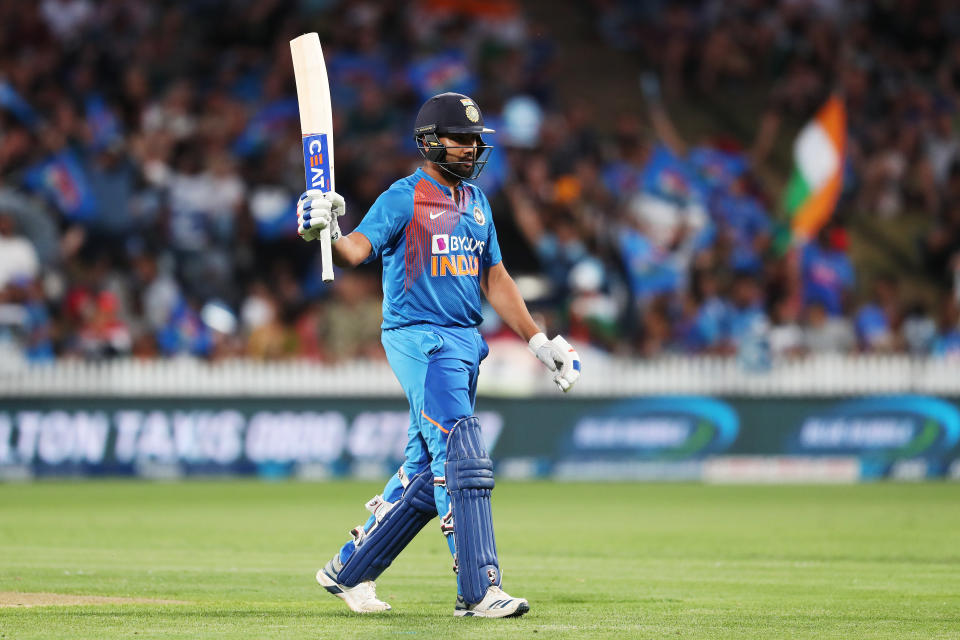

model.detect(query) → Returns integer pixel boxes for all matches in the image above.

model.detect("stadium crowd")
[1,0,959,366]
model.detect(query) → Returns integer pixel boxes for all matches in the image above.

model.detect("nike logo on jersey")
[430,211,444,219]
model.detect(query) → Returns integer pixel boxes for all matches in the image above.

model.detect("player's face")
[439,133,479,179]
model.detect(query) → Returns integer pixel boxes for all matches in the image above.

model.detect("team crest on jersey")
[473,205,485,225]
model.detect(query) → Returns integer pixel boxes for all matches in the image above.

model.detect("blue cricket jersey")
[354,168,502,329]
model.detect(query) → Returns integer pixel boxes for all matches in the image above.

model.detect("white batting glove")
[528,332,581,392]
[297,189,344,242]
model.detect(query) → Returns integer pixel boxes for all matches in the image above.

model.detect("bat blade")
[290,32,335,282]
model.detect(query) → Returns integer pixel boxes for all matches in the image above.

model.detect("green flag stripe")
[782,168,812,217]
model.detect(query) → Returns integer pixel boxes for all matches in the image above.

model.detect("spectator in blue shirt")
[710,178,771,274]
[156,298,213,358]
[854,275,901,352]
[801,225,855,316]
[726,271,768,351]
[677,268,732,353]
[930,298,960,357]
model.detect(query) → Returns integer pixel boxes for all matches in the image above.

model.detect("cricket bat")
[290,32,336,282]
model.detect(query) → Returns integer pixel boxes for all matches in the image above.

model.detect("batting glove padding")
[528,332,581,392]
[297,189,345,242]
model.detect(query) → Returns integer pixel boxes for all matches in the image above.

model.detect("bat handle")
[320,227,334,282]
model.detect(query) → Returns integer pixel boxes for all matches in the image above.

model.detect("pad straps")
[336,468,437,586]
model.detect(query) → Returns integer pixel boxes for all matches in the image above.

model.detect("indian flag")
[782,95,846,241]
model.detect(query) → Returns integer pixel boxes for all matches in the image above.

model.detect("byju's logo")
[567,396,739,460]
[791,395,960,460]
[432,234,449,254]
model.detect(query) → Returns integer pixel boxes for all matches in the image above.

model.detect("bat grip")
[320,227,334,282]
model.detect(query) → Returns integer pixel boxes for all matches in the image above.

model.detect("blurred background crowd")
[2,0,960,366]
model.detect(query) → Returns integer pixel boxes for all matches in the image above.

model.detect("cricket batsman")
[297,92,581,617]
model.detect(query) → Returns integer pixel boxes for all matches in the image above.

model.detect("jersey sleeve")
[353,186,413,262]
[479,191,502,269]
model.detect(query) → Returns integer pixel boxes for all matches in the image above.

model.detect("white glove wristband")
[528,332,548,354]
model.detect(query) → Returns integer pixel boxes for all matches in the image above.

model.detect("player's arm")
[482,262,581,392]
[481,262,540,341]
[296,189,372,267]
[330,232,372,267]
[641,72,687,157]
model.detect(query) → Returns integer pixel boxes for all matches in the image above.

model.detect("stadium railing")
[1,354,958,397]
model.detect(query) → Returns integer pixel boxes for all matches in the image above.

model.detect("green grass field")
[1,480,959,639]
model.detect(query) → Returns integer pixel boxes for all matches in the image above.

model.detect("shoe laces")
[485,585,506,599]
[356,581,379,602]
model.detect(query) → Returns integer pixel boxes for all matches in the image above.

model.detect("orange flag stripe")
[792,170,843,240]
[816,95,846,149]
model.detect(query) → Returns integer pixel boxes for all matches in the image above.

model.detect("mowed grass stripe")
[1,481,959,639]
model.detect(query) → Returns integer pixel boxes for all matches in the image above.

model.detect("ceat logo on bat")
[432,234,449,254]
[302,133,331,192]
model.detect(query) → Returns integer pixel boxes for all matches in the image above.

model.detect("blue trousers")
[339,324,489,562]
